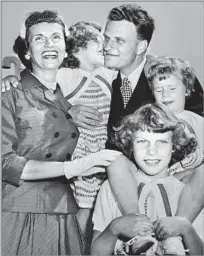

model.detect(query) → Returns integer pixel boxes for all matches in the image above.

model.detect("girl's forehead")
[153,73,182,84]
[132,129,173,139]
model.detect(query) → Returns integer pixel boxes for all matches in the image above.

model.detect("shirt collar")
[121,56,146,87]
[20,69,57,92]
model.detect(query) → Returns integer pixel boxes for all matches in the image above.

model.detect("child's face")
[78,34,104,71]
[152,75,186,114]
[132,130,173,178]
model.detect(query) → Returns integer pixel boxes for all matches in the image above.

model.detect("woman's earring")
[25,53,30,60]
[185,92,190,98]
[64,52,68,58]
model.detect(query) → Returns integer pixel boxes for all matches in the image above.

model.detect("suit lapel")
[125,69,154,114]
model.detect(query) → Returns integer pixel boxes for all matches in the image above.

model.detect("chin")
[104,60,117,69]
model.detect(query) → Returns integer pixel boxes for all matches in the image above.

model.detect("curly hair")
[13,10,69,70]
[65,21,102,69]
[107,4,155,44]
[144,55,196,96]
[111,103,197,166]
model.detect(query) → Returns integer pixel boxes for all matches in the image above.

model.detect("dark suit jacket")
[106,70,203,150]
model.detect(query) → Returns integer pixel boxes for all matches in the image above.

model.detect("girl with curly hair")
[91,103,203,255]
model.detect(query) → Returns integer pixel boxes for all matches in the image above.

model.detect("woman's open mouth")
[42,50,58,59]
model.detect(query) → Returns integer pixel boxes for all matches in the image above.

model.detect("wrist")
[176,217,192,235]
[109,218,121,238]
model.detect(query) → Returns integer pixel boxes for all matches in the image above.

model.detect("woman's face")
[132,129,173,178]
[27,22,66,71]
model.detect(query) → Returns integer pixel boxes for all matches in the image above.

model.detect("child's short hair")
[144,55,196,96]
[66,21,102,68]
[112,103,197,166]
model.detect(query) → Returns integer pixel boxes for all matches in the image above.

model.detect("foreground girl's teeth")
[145,160,160,165]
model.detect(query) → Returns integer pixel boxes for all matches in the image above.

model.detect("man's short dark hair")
[108,4,155,44]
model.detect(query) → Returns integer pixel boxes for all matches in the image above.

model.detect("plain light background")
[1,1,204,85]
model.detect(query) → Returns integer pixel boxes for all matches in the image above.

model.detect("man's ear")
[137,40,148,55]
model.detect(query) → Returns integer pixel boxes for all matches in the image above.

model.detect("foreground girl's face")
[27,22,66,71]
[152,75,186,115]
[132,129,173,178]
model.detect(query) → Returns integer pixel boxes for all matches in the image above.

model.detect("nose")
[147,142,157,156]
[45,37,54,47]
[104,38,114,52]
[162,88,170,98]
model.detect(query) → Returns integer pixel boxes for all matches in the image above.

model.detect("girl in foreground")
[91,103,203,255]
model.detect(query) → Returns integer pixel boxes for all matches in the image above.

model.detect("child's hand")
[2,75,19,92]
[110,214,153,239]
[154,216,191,239]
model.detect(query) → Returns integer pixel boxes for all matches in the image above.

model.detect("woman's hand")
[64,150,122,179]
[154,216,191,240]
[2,75,19,92]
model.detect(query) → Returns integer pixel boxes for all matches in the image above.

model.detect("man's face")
[103,20,141,74]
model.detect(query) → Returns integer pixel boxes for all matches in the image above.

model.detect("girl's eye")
[154,88,162,92]
[158,140,168,145]
[170,87,176,91]
[35,36,44,41]
[137,140,147,144]
[53,35,61,40]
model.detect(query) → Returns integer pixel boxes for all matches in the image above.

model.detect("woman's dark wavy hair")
[144,55,196,96]
[13,10,69,71]
[111,103,197,167]
[107,4,155,45]
[65,21,102,69]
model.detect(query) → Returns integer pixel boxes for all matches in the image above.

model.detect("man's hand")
[110,214,153,239]
[68,104,103,129]
[154,216,190,239]
[2,75,19,92]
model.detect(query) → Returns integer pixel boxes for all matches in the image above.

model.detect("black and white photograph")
[1,1,204,255]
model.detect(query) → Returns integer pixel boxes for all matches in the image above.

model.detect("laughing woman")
[1,10,120,256]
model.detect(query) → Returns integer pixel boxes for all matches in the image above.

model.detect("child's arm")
[182,221,204,255]
[107,154,139,214]
[175,164,204,222]
[91,214,153,255]
[154,216,204,255]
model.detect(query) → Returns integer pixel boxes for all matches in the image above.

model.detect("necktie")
[121,77,132,108]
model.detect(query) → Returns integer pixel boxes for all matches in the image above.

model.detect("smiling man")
[104,4,155,149]
[104,4,203,150]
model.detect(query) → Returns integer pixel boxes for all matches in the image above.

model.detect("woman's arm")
[107,154,139,214]
[21,150,122,180]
